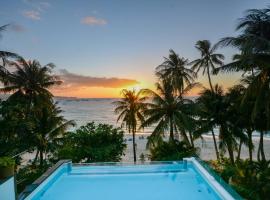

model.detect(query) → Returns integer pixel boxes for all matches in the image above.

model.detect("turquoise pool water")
[24,161,239,200]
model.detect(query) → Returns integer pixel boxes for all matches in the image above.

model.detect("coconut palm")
[113,89,147,162]
[196,85,247,164]
[225,85,250,161]
[0,57,61,108]
[141,80,196,147]
[218,7,270,53]
[156,49,196,95]
[32,103,75,166]
[216,6,270,162]
[190,40,224,91]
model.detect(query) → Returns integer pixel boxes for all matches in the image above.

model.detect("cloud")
[81,16,107,26]
[57,69,139,89]
[22,10,41,20]
[21,1,50,20]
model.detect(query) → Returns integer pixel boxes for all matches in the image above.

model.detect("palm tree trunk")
[228,147,235,165]
[237,139,243,161]
[257,141,261,161]
[188,131,194,147]
[33,150,39,164]
[247,129,253,162]
[39,149,44,166]
[132,128,137,163]
[169,118,174,141]
[207,67,214,92]
[182,130,191,146]
[211,129,219,160]
[259,131,266,162]
[227,142,235,165]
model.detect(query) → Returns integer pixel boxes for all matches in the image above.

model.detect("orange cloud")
[50,69,139,97]
[58,69,138,88]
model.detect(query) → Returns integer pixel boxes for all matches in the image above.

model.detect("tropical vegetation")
[55,122,126,163]
[113,89,147,162]
[0,5,270,200]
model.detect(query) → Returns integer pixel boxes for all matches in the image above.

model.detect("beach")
[122,134,270,162]
[19,98,270,163]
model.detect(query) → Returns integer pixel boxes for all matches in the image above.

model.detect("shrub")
[0,157,15,167]
[149,140,197,161]
[16,163,50,193]
[209,159,270,200]
[55,122,126,163]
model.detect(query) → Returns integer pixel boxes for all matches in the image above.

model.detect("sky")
[0,0,269,98]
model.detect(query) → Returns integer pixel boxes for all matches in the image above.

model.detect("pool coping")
[18,160,71,200]
[184,157,242,200]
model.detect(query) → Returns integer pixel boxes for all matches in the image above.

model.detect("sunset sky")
[1,0,269,98]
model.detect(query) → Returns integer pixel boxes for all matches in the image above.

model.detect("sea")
[56,97,154,134]
[2,96,269,162]
[55,97,269,138]
[0,94,269,138]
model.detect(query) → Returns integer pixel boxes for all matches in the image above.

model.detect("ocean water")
[56,97,270,138]
[56,97,154,134]
[1,94,268,138]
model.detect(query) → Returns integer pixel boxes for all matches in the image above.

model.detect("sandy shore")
[122,134,270,162]
[20,134,270,164]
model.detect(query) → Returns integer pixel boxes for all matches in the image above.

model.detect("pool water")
[25,160,238,200]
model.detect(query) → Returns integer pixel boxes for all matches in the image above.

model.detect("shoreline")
[20,134,270,164]
[122,134,270,162]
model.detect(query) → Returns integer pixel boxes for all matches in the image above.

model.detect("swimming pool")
[22,158,242,200]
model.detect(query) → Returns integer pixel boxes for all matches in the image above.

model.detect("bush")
[0,157,15,167]
[55,122,126,163]
[209,159,270,200]
[149,140,197,161]
[16,163,50,193]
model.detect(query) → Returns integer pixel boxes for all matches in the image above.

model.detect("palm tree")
[218,7,270,53]
[33,103,75,166]
[141,80,196,147]
[216,6,270,162]
[113,89,147,162]
[0,57,62,108]
[196,85,246,164]
[156,49,196,95]
[190,40,224,91]
[226,85,250,161]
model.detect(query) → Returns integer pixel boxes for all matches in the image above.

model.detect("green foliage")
[16,163,51,193]
[149,140,197,161]
[195,85,248,164]
[0,97,34,157]
[55,122,126,163]
[215,6,270,163]
[139,153,145,163]
[142,80,197,146]
[0,157,15,167]
[210,159,270,200]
